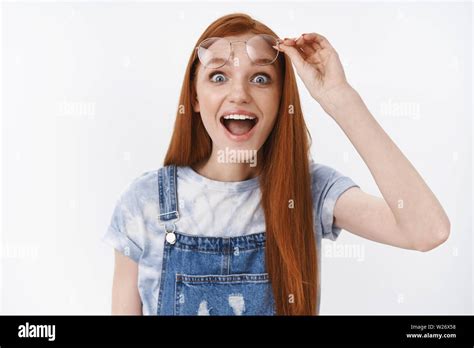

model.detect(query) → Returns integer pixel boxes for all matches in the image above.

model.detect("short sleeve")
[101,177,148,263]
[310,160,360,241]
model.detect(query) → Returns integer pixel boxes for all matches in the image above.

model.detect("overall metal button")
[166,232,176,244]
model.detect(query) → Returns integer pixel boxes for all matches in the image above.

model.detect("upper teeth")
[223,114,256,120]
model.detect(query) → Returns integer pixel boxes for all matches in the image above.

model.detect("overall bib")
[156,165,276,315]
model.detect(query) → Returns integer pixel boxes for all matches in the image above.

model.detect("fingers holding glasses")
[302,33,335,52]
[281,35,322,62]
[279,37,308,60]
[282,33,332,52]
[298,35,319,58]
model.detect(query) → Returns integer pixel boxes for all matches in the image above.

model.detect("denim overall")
[156,165,276,315]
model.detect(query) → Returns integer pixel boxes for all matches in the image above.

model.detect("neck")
[193,147,259,182]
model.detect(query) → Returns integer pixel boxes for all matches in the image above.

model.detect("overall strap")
[158,165,179,223]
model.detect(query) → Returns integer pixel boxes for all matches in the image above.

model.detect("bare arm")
[111,250,142,315]
[278,34,450,252]
[328,86,450,252]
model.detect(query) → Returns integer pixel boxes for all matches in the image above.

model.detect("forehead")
[222,33,255,42]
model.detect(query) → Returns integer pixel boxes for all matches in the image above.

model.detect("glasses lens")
[197,37,230,69]
[246,34,279,65]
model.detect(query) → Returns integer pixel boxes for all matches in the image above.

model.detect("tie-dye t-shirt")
[101,160,359,315]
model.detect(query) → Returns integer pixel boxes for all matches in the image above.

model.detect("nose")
[226,43,253,104]
[227,75,251,104]
[228,59,254,103]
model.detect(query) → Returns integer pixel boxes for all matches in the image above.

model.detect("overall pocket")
[175,273,276,316]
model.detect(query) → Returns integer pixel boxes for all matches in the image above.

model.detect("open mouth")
[220,114,259,136]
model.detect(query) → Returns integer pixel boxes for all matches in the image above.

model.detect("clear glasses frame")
[195,34,283,69]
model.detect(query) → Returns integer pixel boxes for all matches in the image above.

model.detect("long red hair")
[164,13,317,315]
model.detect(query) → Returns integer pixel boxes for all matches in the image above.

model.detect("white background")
[1,0,472,314]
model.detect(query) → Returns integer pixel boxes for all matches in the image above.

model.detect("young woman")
[102,13,450,316]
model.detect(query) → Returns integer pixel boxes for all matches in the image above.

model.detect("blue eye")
[209,72,227,83]
[252,74,271,84]
[208,71,272,85]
